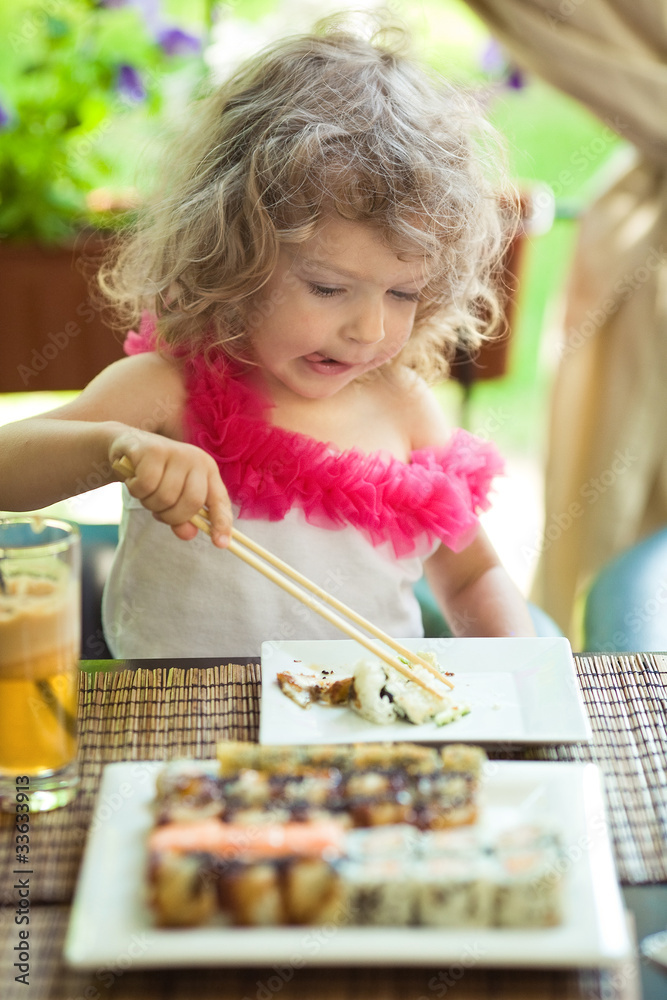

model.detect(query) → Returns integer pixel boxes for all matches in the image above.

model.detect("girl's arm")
[0,353,233,547]
[401,375,534,637]
[423,529,536,637]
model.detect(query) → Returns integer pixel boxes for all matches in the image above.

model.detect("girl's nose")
[344,301,385,345]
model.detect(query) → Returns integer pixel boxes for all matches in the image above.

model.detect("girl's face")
[245,216,426,401]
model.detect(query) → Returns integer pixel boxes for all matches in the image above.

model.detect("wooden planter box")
[449,197,532,388]
[0,232,126,393]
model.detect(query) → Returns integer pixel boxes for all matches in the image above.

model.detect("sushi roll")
[150,852,219,927]
[440,744,486,778]
[214,740,468,778]
[415,856,494,927]
[223,862,285,926]
[221,856,344,926]
[491,826,564,928]
[284,858,345,925]
[148,819,347,926]
[340,858,416,926]
[154,760,224,824]
[422,774,479,828]
[277,669,354,708]
[223,768,271,805]
[348,797,416,828]
[341,743,442,774]
[217,740,263,776]
[349,655,467,727]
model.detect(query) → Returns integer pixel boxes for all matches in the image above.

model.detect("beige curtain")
[464,0,667,640]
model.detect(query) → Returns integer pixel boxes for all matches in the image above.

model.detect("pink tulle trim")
[123,325,152,356]
[123,318,504,556]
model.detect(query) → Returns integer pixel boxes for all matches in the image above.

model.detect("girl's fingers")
[110,436,233,546]
[140,461,190,513]
[206,475,233,548]
[148,464,232,548]
[111,441,167,501]
[170,522,199,542]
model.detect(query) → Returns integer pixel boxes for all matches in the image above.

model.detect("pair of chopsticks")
[112,455,454,695]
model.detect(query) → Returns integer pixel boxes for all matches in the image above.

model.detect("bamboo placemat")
[0,654,665,907]
[0,904,640,1000]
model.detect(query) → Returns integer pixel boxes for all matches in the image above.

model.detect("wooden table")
[1,653,666,1000]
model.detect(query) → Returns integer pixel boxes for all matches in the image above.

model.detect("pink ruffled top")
[124,316,503,557]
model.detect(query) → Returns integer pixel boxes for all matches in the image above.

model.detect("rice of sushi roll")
[349,659,398,724]
[340,858,416,925]
[383,670,450,725]
[349,656,469,727]
[415,856,494,927]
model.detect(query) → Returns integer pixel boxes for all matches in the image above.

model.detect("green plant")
[0,0,204,243]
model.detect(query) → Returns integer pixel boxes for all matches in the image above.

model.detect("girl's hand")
[109,430,233,548]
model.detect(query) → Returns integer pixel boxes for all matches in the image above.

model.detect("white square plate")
[64,760,631,969]
[260,637,591,745]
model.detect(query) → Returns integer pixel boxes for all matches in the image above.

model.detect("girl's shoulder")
[56,351,188,440]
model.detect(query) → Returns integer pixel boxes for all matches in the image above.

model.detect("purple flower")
[506,66,526,90]
[479,38,506,77]
[117,64,145,102]
[478,39,526,91]
[98,0,160,29]
[0,103,10,129]
[131,0,161,31]
[157,27,201,57]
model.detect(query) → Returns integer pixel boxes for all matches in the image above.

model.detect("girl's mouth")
[303,353,353,374]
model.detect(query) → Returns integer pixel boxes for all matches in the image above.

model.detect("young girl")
[0,20,535,655]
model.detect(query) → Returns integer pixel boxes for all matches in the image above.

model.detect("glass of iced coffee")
[0,517,81,811]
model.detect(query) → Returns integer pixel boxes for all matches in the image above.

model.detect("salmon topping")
[149,818,346,860]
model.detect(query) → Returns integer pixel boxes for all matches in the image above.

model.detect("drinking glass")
[0,517,81,811]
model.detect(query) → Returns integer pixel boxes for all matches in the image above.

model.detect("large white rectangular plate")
[64,760,631,970]
[260,637,591,745]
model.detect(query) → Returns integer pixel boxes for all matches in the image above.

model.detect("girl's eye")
[307,282,419,302]
[308,283,342,298]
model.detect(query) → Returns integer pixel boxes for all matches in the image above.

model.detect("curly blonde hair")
[99,15,516,382]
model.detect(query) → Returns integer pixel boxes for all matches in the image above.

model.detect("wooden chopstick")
[205,514,453,690]
[112,456,454,695]
[190,512,448,697]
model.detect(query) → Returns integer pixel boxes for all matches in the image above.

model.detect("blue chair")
[79,522,119,659]
[582,527,667,652]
